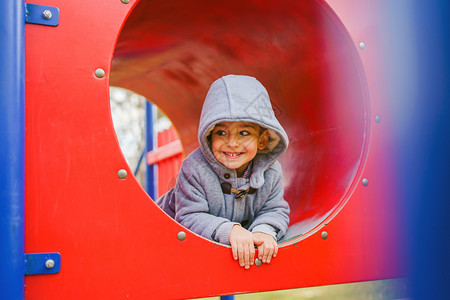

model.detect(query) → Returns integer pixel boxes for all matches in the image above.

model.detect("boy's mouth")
[223,151,244,158]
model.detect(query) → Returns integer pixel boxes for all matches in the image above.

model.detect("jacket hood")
[198,75,289,189]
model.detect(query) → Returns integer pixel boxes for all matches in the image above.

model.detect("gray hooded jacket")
[156,75,290,245]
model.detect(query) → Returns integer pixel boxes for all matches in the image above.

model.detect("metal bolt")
[375,115,381,123]
[118,169,127,179]
[255,258,262,267]
[321,231,328,240]
[42,10,52,20]
[359,41,366,50]
[121,0,131,3]
[95,68,105,78]
[362,178,369,186]
[45,259,55,269]
[177,231,186,241]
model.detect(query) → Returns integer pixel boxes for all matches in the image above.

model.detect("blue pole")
[146,102,157,200]
[403,1,450,299]
[0,0,25,299]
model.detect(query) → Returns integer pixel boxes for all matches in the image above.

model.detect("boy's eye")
[215,130,226,136]
[240,130,250,136]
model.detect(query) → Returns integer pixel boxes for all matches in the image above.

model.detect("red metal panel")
[147,140,182,166]
[155,127,183,197]
[24,0,406,299]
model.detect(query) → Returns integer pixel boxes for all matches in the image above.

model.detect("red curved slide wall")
[25,0,406,298]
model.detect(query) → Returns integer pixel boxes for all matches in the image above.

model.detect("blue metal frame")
[25,3,59,27]
[25,253,61,275]
[0,0,25,299]
[133,148,146,177]
[404,1,450,299]
[146,102,157,200]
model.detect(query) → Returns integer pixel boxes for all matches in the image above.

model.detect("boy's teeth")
[226,152,240,157]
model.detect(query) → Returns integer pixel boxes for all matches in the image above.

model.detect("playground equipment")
[3,0,429,299]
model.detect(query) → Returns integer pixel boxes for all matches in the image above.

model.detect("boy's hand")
[229,225,255,269]
[253,232,278,264]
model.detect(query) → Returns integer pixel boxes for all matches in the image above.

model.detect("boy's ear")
[258,130,269,150]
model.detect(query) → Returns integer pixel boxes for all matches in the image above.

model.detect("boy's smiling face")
[211,121,269,177]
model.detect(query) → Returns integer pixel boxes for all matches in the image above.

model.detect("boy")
[156,75,290,269]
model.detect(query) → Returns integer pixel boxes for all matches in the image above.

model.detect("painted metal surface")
[147,140,182,167]
[0,0,25,299]
[145,102,157,200]
[399,1,450,299]
[25,253,61,275]
[154,127,183,197]
[24,0,409,298]
[25,3,59,26]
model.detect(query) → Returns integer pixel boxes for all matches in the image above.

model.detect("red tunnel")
[110,0,369,242]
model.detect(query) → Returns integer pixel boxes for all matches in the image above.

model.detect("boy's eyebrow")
[240,124,259,131]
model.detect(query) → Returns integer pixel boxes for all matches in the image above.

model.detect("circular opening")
[109,86,183,196]
[109,86,147,185]
[110,0,369,244]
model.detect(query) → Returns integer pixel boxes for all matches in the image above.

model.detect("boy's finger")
[250,246,255,265]
[266,246,274,263]
[258,244,265,260]
[238,243,245,267]
[231,242,238,260]
[253,236,264,246]
[273,243,279,258]
[263,245,271,263]
[244,244,250,269]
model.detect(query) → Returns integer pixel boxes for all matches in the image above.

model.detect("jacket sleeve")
[248,169,290,241]
[174,161,239,245]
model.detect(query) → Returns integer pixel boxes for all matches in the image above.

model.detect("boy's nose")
[227,134,239,147]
